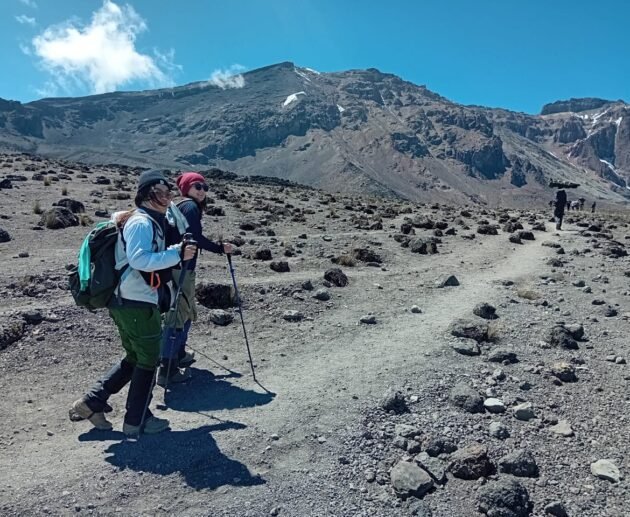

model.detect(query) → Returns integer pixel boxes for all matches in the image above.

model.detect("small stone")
[450,383,484,413]
[590,459,620,483]
[312,289,330,301]
[549,420,574,437]
[395,424,421,438]
[488,348,517,363]
[449,444,493,480]
[414,452,447,484]
[324,268,348,287]
[451,338,481,356]
[551,362,577,382]
[477,479,532,517]
[489,421,510,439]
[473,303,497,320]
[270,260,290,273]
[360,314,377,324]
[615,356,626,364]
[381,388,408,414]
[436,275,459,288]
[449,318,489,342]
[544,501,569,517]
[513,402,536,421]
[282,310,304,322]
[498,449,539,477]
[410,305,422,313]
[208,309,234,326]
[484,398,506,414]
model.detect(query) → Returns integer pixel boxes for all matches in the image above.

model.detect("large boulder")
[39,207,79,229]
[195,283,235,309]
[55,198,85,213]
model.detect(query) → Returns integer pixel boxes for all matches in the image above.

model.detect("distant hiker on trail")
[70,170,197,436]
[566,200,571,211]
[158,172,233,386]
[591,201,597,213]
[579,198,585,210]
[554,189,567,230]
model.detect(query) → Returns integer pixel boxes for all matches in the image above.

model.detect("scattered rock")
[324,268,348,287]
[282,310,304,322]
[488,348,517,363]
[360,314,377,324]
[546,325,578,349]
[513,402,536,421]
[312,289,330,301]
[544,501,569,517]
[551,362,577,382]
[414,452,447,484]
[0,320,25,350]
[381,388,408,414]
[473,303,497,319]
[477,478,532,517]
[590,459,621,483]
[410,238,438,254]
[208,309,234,326]
[451,338,481,356]
[254,247,272,260]
[484,398,506,414]
[390,461,434,499]
[436,275,459,288]
[549,420,574,437]
[0,228,11,243]
[270,260,290,272]
[489,421,510,439]
[410,305,422,314]
[449,444,493,480]
[498,449,539,477]
[450,383,484,413]
[449,319,489,342]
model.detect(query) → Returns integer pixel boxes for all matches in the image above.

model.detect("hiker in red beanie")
[157,172,233,386]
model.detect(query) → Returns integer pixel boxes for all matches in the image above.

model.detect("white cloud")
[31,0,178,95]
[207,65,246,89]
[16,14,36,26]
[19,0,38,8]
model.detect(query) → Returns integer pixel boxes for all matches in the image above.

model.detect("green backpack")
[68,221,124,310]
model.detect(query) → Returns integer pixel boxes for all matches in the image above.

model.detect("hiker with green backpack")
[69,169,197,436]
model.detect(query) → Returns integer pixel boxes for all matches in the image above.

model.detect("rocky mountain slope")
[0,62,628,206]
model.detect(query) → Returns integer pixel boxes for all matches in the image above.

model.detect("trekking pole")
[226,253,257,382]
[139,234,194,432]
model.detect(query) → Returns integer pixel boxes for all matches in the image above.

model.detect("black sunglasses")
[192,183,209,192]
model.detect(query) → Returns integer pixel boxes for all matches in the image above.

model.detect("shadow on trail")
[165,368,275,413]
[102,422,265,491]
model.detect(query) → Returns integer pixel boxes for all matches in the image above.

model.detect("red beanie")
[176,172,206,196]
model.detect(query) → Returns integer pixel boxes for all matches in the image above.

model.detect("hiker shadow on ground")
[165,367,275,413]
[102,422,265,491]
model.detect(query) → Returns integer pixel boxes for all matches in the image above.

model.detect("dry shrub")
[32,200,43,215]
[517,287,541,300]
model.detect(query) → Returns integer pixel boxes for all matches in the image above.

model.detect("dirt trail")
[1,221,553,515]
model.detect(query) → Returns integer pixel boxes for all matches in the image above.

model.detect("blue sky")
[1,0,628,113]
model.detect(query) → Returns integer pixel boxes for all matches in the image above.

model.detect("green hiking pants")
[109,306,162,369]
